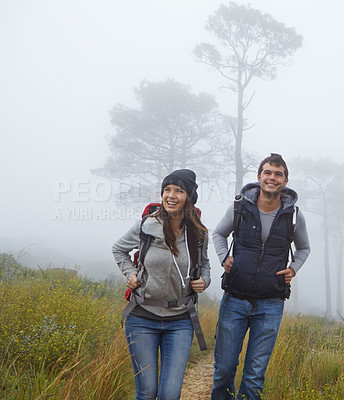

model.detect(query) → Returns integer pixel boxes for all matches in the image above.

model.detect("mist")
[1,0,343,317]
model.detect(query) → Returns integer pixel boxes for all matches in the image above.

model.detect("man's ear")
[283,178,289,187]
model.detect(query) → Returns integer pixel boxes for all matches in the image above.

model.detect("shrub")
[0,269,125,370]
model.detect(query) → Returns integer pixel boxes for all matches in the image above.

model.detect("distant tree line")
[292,157,344,320]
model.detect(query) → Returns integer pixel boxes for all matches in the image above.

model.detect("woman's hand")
[127,274,141,290]
[190,276,206,293]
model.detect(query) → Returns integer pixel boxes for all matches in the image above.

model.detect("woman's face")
[162,184,187,216]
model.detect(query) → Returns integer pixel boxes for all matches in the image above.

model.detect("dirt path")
[180,351,214,400]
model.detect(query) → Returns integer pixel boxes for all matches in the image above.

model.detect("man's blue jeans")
[211,293,284,400]
[125,315,194,400]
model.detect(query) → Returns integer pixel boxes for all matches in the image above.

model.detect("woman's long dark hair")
[155,197,207,268]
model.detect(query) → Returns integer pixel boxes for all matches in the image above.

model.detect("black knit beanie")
[161,169,198,204]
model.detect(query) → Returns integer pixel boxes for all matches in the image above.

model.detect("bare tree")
[194,2,303,193]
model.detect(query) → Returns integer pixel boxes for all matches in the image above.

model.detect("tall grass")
[0,330,135,399]
[35,331,134,400]
[263,314,344,399]
[0,266,136,399]
[1,261,344,399]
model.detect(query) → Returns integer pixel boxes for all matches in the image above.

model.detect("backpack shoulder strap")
[137,216,155,282]
[192,241,203,280]
[223,194,243,261]
[233,194,243,237]
[121,215,155,324]
[288,205,298,263]
[137,202,160,267]
[290,205,298,241]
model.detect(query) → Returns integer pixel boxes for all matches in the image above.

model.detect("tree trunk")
[336,226,343,318]
[323,198,332,319]
[168,129,175,173]
[235,87,244,194]
[180,135,187,169]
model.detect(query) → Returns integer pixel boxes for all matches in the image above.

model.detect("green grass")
[0,264,135,399]
[0,257,343,399]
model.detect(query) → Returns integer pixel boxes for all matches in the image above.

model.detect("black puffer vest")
[222,183,297,299]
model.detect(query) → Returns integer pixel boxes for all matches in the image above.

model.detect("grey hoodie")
[113,215,211,317]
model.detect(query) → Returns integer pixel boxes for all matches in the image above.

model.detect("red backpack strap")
[142,203,161,217]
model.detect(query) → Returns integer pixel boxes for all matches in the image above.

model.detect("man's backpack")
[122,202,207,351]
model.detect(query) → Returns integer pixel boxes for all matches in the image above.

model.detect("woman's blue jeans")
[125,315,194,400]
[211,293,284,400]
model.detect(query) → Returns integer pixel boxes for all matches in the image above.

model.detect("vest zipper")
[259,243,265,262]
[253,207,283,293]
[253,243,265,293]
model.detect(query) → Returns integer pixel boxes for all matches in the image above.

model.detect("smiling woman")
[112,168,211,399]
[162,184,187,216]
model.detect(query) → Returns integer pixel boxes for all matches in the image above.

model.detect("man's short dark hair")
[258,153,289,180]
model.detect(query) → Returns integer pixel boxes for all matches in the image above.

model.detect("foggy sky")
[1,0,343,315]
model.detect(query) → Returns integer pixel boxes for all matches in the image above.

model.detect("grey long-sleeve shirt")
[212,203,310,274]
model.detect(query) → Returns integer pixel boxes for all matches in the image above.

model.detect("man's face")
[257,163,288,197]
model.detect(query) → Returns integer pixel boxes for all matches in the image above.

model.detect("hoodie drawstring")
[171,228,191,289]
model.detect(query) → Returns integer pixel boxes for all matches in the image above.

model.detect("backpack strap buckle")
[167,299,178,308]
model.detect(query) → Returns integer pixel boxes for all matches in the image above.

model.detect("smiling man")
[211,153,310,400]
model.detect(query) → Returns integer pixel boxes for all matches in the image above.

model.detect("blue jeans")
[211,294,284,400]
[125,315,194,400]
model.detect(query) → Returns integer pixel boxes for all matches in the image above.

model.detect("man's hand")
[222,256,234,274]
[276,267,295,284]
[127,274,141,290]
[190,277,206,293]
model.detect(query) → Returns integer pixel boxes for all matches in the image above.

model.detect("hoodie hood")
[240,182,298,209]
